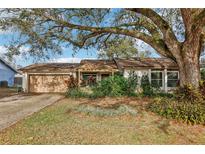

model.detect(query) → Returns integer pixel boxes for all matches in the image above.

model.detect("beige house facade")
[20,57,204,93]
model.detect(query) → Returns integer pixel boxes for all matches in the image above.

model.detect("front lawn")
[0,97,205,144]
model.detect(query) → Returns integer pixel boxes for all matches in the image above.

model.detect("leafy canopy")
[98,38,138,59]
[0,8,204,61]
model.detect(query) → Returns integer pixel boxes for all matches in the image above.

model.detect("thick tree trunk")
[177,57,200,88]
[175,9,204,89]
[176,40,201,88]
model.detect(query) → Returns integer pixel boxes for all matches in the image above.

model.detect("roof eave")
[0,58,18,73]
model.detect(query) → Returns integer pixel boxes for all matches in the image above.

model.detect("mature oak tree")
[98,38,151,59]
[0,8,205,88]
[98,38,139,59]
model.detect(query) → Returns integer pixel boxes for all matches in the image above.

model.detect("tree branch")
[193,9,205,26]
[180,9,193,33]
[41,12,175,60]
[127,8,180,56]
[117,18,162,38]
[56,32,106,48]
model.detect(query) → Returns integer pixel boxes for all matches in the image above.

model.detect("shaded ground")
[0,88,18,99]
[0,97,205,144]
[0,94,64,131]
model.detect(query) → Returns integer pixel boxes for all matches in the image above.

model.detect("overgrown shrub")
[125,74,138,96]
[66,87,89,98]
[66,75,138,98]
[148,82,205,124]
[148,97,205,124]
[92,75,138,97]
[176,84,204,102]
[156,92,175,98]
[141,75,154,96]
[201,69,205,80]
[200,80,205,100]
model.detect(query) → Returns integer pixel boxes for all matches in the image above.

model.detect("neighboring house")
[0,57,18,87]
[19,57,205,93]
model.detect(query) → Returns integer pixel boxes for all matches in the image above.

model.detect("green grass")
[0,98,205,144]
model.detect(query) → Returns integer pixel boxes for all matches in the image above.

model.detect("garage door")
[29,75,71,93]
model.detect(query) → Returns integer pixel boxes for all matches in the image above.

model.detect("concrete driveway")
[0,94,64,131]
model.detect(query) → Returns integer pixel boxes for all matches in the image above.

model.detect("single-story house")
[0,57,18,87]
[19,57,205,93]
[114,58,179,92]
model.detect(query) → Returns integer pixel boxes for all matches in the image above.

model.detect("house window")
[151,71,163,87]
[82,73,97,86]
[101,74,110,80]
[167,71,179,87]
[129,70,136,77]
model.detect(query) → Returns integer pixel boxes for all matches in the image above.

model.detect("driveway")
[0,94,64,131]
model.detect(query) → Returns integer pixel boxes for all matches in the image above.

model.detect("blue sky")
[20,47,98,66]
[0,8,162,67]
[0,39,159,67]
[0,33,99,66]
[15,44,158,67]
[0,28,159,67]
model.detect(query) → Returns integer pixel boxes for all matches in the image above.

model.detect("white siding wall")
[123,69,149,86]
[22,73,28,92]
[123,68,179,92]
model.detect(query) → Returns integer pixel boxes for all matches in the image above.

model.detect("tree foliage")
[98,38,138,59]
[0,8,186,60]
[0,8,204,60]
[0,8,205,87]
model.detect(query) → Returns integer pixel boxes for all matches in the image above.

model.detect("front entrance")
[81,73,97,86]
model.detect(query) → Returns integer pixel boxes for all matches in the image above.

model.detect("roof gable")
[0,57,17,73]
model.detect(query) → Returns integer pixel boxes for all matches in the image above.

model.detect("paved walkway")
[0,94,64,131]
